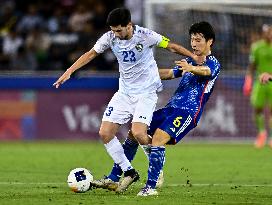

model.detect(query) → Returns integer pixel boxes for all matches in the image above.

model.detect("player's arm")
[157,36,205,64]
[53,49,99,88]
[243,62,256,96]
[243,42,258,96]
[175,60,211,76]
[159,69,175,80]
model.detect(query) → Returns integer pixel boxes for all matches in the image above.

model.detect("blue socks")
[108,138,139,182]
[146,146,165,188]
[107,139,166,189]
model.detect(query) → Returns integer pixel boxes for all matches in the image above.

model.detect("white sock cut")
[104,136,132,172]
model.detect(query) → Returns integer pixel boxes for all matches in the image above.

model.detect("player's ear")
[207,39,213,47]
[127,22,132,28]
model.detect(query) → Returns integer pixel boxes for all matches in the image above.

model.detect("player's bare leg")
[131,122,151,145]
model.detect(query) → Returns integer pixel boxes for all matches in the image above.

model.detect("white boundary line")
[0,182,65,185]
[0,182,272,187]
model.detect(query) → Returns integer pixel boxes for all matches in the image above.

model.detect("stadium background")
[0,0,272,141]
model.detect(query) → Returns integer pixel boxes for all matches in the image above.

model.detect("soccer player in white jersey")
[53,8,203,193]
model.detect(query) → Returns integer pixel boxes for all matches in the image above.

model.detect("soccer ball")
[67,168,93,193]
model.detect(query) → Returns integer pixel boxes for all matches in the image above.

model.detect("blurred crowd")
[0,0,127,71]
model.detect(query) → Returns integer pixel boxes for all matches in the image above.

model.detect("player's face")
[110,23,133,40]
[191,33,212,56]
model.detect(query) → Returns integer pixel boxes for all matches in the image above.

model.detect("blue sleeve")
[205,56,220,79]
[173,66,182,78]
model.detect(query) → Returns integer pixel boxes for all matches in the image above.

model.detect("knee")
[99,128,114,143]
[131,128,143,138]
[152,131,171,146]
[130,128,148,145]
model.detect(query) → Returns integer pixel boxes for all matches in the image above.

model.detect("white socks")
[104,136,132,172]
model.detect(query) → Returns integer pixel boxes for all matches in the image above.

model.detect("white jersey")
[93,25,163,94]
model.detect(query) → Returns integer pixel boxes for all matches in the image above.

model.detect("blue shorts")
[148,107,195,144]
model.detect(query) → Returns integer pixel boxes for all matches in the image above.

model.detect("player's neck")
[127,26,134,40]
[203,50,211,56]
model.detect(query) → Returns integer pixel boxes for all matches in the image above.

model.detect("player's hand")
[243,75,252,96]
[192,55,206,65]
[53,69,72,88]
[175,59,193,73]
[259,72,272,84]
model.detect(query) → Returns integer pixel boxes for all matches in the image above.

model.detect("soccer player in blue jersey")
[92,21,220,196]
[137,21,220,196]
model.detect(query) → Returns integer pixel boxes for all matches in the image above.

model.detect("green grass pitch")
[0,141,271,205]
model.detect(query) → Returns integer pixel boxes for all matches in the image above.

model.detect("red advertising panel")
[0,90,36,140]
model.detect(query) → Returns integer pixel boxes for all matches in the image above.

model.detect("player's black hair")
[106,8,131,27]
[189,21,215,46]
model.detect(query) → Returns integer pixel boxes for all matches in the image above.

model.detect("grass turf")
[0,141,271,205]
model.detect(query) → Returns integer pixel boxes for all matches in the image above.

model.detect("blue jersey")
[166,55,220,125]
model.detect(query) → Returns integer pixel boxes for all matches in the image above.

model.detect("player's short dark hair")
[189,21,215,46]
[106,8,131,27]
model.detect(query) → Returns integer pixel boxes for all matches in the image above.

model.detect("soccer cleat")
[90,177,118,191]
[116,169,140,193]
[254,131,267,148]
[156,170,164,188]
[137,185,158,196]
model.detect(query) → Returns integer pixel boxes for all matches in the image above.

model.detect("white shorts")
[102,91,158,126]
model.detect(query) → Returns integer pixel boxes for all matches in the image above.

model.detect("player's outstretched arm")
[175,60,211,76]
[166,42,205,65]
[53,49,99,88]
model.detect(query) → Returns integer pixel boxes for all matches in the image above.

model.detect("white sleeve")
[93,32,111,54]
[144,28,163,47]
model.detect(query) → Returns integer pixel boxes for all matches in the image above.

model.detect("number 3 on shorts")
[105,106,113,116]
